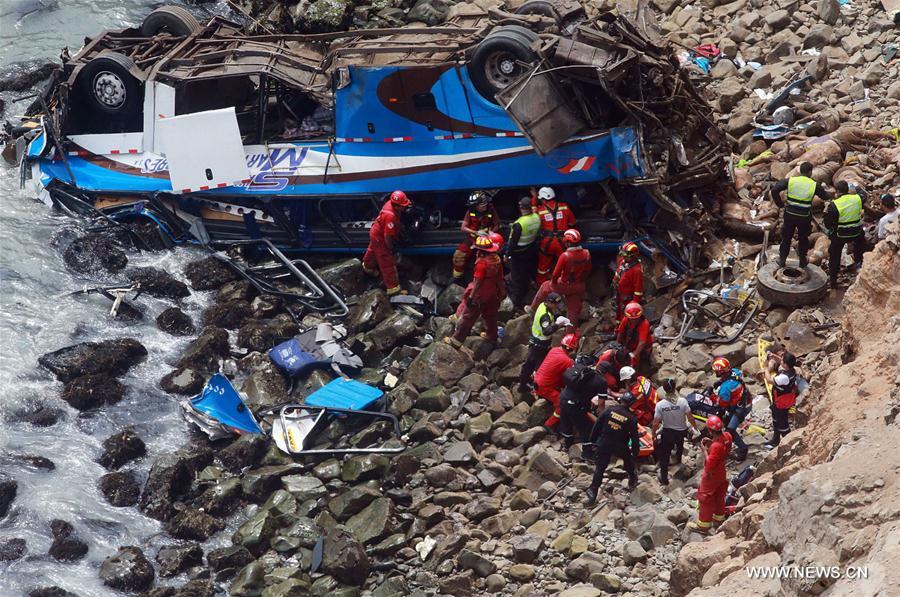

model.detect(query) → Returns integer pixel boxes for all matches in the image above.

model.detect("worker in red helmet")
[612,241,644,320]
[534,186,576,285]
[595,347,631,393]
[534,332,579,430]
[615,302,653,372]
[687,415,733,534]
[452,191,500,282]
[362,190,411,295]
[529,228,591,328]
[446,236,506,347]
[710,357,750,462]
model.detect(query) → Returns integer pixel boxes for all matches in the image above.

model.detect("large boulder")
[60,374,126,410]
[164,507,225,541]
[347,289,392,333]
[0,537,26,561]
[328,486,383,521]
[100,546,155,592]
[160,367,205,395]
[156,543,203,578]
[139,448,213,521]
[184,257,238,291]
[405,341,473,390]
[670,532,736,596]
[63,232,127,275]
[175,327,229,372]
[39,338,147,382]
[156,307,196,336]
[0,478,16,517]
[317,258,369,297]
[236,315,299,352]
[368,312,418,354]
[125,267,190,299]
[346,497,393,544]
[99,471,141,507]
[48,520,88,562]
[98,429,146,469]
[192,477,243,517]
[203,299,252,330]
[321,527,371,586]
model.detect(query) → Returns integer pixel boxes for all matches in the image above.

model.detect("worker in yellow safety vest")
[769,162,831,268]
[823,180,865,288]
[505,197,541,309]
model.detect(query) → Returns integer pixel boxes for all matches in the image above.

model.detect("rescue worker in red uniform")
[615,302,653,371]
[534,186,576,285]
[452,191,500,282]
[766,372,797,449]
[362,191,411,295]
[595,348,630,394]
[534,332,579,430]
[687,415,733,534]
[612,241,644,321]
[530,228,591,327]
[447,236,506,346]
[627,375,658,426]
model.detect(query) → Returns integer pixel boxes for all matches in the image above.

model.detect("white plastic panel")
[155,107,250,193]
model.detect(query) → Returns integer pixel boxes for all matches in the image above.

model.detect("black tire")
[757,261,828,307]
[75,52,144,119]
[514,0,562,23]
[140,6,201,37]
[468,25,540,102]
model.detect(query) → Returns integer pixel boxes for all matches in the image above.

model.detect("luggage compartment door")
[156,107,250,193]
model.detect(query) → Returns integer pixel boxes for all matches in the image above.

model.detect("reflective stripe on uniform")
[786,176,816,215]
[515,213,540,246]
[834,193,862,237]
[532,302,550,341]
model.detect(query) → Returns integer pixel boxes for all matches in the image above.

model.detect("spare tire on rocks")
[757,262,828,307]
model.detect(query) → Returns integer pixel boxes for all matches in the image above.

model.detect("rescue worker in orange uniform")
[452,191,500,282]
[687,415,732,534]
[612,241,644,321]
[446,236,506,346]
[534,186,576,285]
[362,190,411,295]
[615,302,653,371]
[530,228,591,328]
[627,375,658,427]
[534,332,579,430]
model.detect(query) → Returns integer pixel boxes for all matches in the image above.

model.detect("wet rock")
[60,374,126,411]
[228,559,265,596]
[237,316,299,352]
[160,367,206,395]
[176,327,229,372]
[232,508,280,556]
[126,267,190,299]
[368,312,418,354]
[204,299,252,330]
[0,61,57,93]
[100,546,154,591]
[207,545,254,574]
[97,429,147,470]
[140,448,213,521]
[328,486,382,521]
[157,307,196,336]
[443,440,478,465]
[184,257,238,291]
[322,527,370,586]
[6,405,64,427]
[405,341,473,390]
[157,543,203,578]
[63,232,128,275]
[28,587,79,597]
[317,258,368,297]
[48,520,88,562]
[347,498,393,544]
[347,289,392,333]
[100,471,141,507]
[165,507,225,541]
[241,363,288,409]
[241,464,299,501]
[341,454,389,482]
[193,477,242,517]
[0,537,26,561]
[282,475,326,502]
[39,338,147,382]
[0,478,17,518]
[12,454,55,471]
[219,435,267,473]
[415,387,450,411]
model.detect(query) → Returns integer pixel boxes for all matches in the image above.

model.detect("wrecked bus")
[6,3,728,265]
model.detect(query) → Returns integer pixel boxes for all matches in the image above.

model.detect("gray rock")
[230,560,265,597]
[622,540,648,565]
[241,464,298,501]
[100,546,154,592]
[415,386,450,412]
[318,258,369,297]
[276,516,321,549]
[565,552,605,581]
[818,0,841,24]
[341,454,390,482]
[436,284,465,316]
[346,497,393,544]
[368,312,417,353]
[156,543,203,578]
[494,402,530,430]
[482,511,516,536]
[207,545,254,573]
[463,412,492,442]
[160,366,205,396]
[156,306,196,336]
[232,507,279,555]
[458,548,497,577]
[282,475,326,502]
[405,341,473,391]
[443,441,477,465]
[590,572,623,592]
[347,289,392,333]
[464,496,501,521]
[176,326,230,372]
[184,256,238,291]
[63,232,127,275]
[511,533,544,563]
[164,507,225,541]
[126,267,190,299]
[140,448,213,521]
[803,24,834,48]
[764,9,790,29]
[48,520,88,562]
[193,477,243,517]
[322,528,370,586]
[99,471,140,507]
[328,486,382,520]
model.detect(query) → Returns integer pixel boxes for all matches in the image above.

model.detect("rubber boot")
[585,486,598,506]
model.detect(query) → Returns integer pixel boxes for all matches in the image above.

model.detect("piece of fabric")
[877,209,899,239]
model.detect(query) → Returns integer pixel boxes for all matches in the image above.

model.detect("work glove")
[555,316,572,327]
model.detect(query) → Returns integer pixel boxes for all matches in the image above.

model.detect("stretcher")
[686,391,767,436]
[758,335,775,403]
